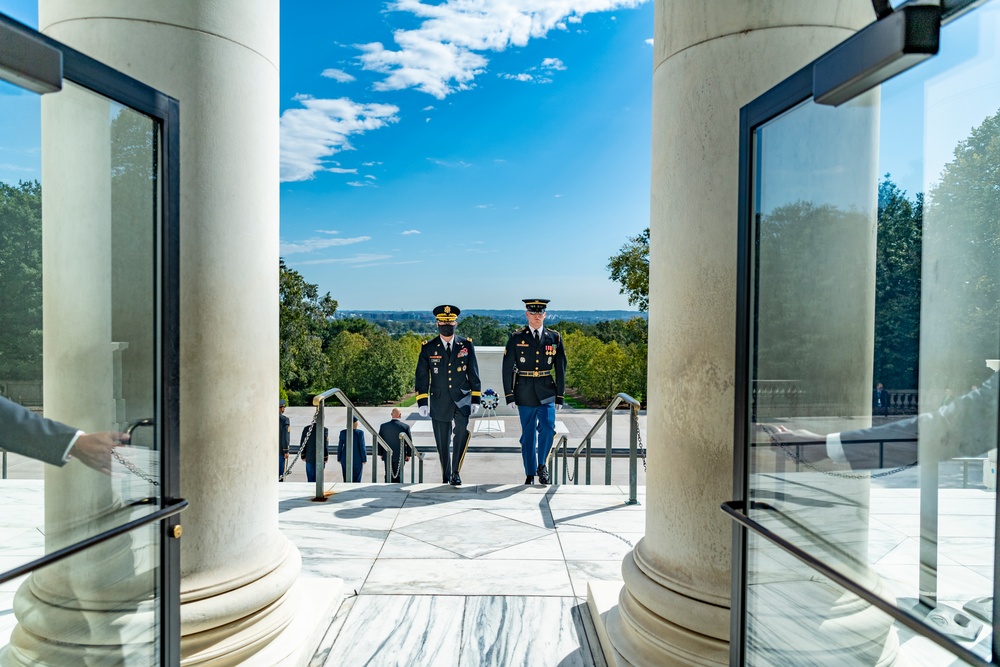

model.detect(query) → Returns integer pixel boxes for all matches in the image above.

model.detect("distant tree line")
[280,267,649,407]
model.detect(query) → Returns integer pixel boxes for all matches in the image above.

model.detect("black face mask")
[438,324,455,337]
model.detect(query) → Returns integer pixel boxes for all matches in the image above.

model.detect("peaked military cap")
[523,298,549,313]
[433,304,460,321]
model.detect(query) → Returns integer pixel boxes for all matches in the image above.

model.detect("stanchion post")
[314,399,326,499]
[626,404,639,505]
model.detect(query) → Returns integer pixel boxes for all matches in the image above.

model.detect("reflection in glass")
[1,76,164,664]
[0,523,161,664]
[745,1,999,663]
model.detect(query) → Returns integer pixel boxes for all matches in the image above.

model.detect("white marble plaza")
[283,481,644,666]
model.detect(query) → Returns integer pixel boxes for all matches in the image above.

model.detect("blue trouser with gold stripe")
[518,403,556,475]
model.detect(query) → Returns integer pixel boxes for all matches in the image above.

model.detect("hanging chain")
[391,435,407,482]
[773,440,917,480]
[636,423,647,472]
[280,405,320,482]
[111,447,160,486]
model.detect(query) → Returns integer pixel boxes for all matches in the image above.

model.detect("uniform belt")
[517,370,550,377]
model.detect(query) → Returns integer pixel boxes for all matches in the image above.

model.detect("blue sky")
[0,0,654,313]
[278,1,654,311]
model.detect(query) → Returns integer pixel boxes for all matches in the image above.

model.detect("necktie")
[446,343,451,354]
[533,330,539,344]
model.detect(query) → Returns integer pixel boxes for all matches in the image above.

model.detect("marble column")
[605,2,874,665]
[37,2,303,664]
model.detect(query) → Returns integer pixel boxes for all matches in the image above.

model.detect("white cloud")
[280,235,371,255]
[328,167,358,174]
[317,230,340,235]
[362,161,383,166]
[321,68,356,83]
[280,96,399,182]
[500,72,535,82]
[541,57,566,71]
[475,203,493,209]
[645,38,653,46]
[347,180,376,187]
[428,158,472,168]
[364,174,377,180]
[423,105,435,111]
[554,193,563,198]
[401,229,421,235]
[297,253,392,266]
[356,0,648,98]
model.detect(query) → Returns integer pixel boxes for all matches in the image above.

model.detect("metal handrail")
[311,389,424,496]
[399,432,425,484]
[312,388,392,497]
[556,393,641,504]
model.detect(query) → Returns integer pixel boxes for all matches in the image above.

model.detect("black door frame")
[727,1,996,666]
[0,12,184,666]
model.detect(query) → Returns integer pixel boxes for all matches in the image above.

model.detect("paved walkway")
[278,481,643,666]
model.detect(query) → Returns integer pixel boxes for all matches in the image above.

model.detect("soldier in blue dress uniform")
[415,304,482,485]
[502,299,567,485]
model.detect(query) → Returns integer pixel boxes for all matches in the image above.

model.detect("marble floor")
[277,481,644,667]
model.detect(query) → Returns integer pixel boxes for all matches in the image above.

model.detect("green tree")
[324,330,367,397]
[873,176,922,390]
[924,107,1000,388]
[457,314,507,346]
[279,260,337,395]
[352,331,412,404]
[607,228,649,311]
[0,180,43,381]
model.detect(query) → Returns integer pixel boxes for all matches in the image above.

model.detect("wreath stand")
[478,388,503,437]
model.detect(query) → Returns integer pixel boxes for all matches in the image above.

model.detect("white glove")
[507,402,516,410]
[418,405,429,418]
[556,403,563,411]
[471,404,480,415]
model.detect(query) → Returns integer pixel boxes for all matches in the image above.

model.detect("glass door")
[0,13,182,666]
[730,1,1000,665]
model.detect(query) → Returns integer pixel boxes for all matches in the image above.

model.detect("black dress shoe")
[537,464,550,485]
[525,476,534,485]
[450,473,462,486]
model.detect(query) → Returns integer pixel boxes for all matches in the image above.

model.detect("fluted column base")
[606,548,728,667]
[181,539,302,666]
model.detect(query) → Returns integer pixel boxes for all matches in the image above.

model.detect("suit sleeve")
[280,416,290,455]
[415,344,430,408]
[467,342,482,405]
[502,335,516,403]
[337,430,345,462]
[360,431,367,462]
[0,396,78,467]
[377,425,388,459]
[840,371,998,468]
[554,332,567,405]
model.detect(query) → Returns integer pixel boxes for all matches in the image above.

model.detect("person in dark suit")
[378,408,412,483]
[279,399,290,480]
[415,304,481,486]
[299,422,329,483]
[502,298,567,485]
[766,370,999,469]
[337,417,367,483]
[0,396,127,474]
[873,382,889,418]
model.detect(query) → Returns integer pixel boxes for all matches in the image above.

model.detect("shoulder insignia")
[422,340,428,346]
[467,336,473,342]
